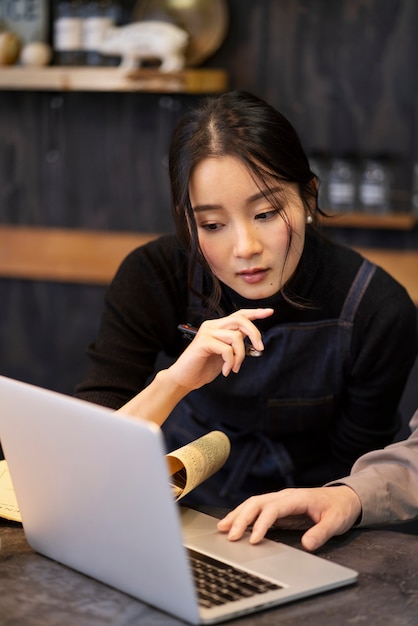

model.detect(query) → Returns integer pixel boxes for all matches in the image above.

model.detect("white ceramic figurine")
[100,20,189,72]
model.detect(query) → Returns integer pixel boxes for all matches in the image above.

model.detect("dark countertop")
[1,518,418,625]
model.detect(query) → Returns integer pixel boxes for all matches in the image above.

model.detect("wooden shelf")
[319,211,418,230]
[0,226,159,285]
[0,226,417,305]
[0,66,228,93]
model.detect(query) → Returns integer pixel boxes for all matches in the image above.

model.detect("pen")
[177,324,263,358]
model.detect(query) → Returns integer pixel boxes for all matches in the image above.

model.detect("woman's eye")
[200,222,222,231]
[256,209,279,220]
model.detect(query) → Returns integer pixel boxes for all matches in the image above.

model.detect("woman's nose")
[233,225,262,258]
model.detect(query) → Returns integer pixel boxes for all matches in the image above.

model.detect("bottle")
[82,0,117,66]
[53,0,84,66]
[327,157,356,212]
[359,158,390,214]
[101,0,121,66]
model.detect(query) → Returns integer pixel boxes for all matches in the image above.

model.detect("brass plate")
[132,0,229,66]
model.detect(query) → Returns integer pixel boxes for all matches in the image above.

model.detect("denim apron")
[163,259,376,507]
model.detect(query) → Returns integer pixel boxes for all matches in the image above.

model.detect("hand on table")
[217,486,362,552]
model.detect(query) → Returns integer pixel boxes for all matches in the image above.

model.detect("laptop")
[0,375,357,624]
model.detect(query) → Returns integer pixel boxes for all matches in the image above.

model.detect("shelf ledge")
[0,66,228,93]
[319,211,418,230]
[0,226,158,285]
[0,226,417,305]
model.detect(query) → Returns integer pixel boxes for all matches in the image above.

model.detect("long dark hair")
[169,90,323,312]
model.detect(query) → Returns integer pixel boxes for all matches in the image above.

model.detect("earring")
[306,215,313,224]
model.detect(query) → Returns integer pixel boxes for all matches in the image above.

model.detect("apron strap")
[340,258,376,323]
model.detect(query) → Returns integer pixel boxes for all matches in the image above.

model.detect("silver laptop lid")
[0,375,201,624]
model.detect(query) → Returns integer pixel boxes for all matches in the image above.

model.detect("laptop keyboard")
[187,548,283,609]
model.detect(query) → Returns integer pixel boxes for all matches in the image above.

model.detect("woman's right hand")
[118,308,273,426]
[166,308,274,392]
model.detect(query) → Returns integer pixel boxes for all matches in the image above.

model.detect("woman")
[76,90,418,507]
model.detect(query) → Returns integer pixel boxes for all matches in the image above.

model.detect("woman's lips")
[237,268,268,284]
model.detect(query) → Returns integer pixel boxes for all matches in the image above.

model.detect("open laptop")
[0,375,357,624]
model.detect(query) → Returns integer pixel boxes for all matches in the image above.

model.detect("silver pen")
[177,324,263,357]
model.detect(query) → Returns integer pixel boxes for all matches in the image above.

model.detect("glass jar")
[327,158,356,212]
[359,159,390,214]
[82,0,117,66]
[53,0,84,65]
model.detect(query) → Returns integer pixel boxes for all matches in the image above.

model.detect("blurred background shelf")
[0,226,417,305]
[0,226,157,285]
[319,212,418,230]
[0,67,228,93]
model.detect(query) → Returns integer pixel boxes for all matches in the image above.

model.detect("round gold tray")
[132,0,229,66]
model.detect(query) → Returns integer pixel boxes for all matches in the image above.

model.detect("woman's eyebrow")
[192,203,223,213]
[192,186,285,213]
[192,204,225,213]
[246,186,284,205]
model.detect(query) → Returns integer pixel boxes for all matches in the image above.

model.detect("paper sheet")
[166,430,231,501]
[0,460,21,523]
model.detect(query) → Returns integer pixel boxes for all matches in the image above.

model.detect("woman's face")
[189,155,307,300]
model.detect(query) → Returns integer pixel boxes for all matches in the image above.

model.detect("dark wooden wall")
[0,91,188,232]
[207,0,418,200]
[0,0,417,417]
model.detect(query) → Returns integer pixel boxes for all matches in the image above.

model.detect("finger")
[221,504,283,545]
[300,505,357,552]
[218,491,309,541]
[215,340,244,376]
[194,329,247,375]
[229,336,246,373]
[245,496,318,543]
[217,502,262,539]
[237,307,275,321]
[248,507,284,544]
[229,310,273,352]
[301,522,335,552]
[212,309,274,352]
[221,355,233,377]
[217,512,234,532]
